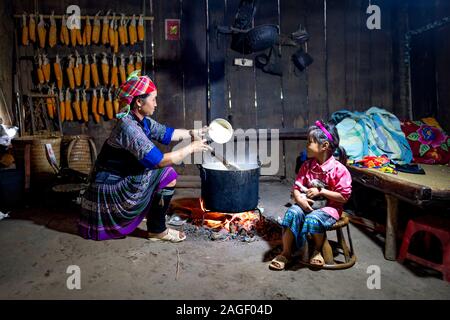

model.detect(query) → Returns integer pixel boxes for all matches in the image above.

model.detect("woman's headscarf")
[115,70,157,119]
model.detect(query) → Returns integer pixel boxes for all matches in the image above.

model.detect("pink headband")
[315,120,333,142]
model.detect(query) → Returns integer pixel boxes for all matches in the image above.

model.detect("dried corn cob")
[70,21,77,47]
[65,89,73,121]
[76,26,83,46]
[135,53,142,75]
[109,13,116,47]
[49,12,57,47]
[67,55,75,89]
[101,53,109,86]
[113,97,120,115]
[128,14,137,45]
[106,88,114,120]
[84,16,92,45]
[118,14,127,45]
[72,89,82,121]
[138,14,145,42]
[83,55,91,89]
[91,88,98,114]
[37,55,45,85]
[98,89,105,115]
[110,54,119,89]
[29,14,36,43]
[123,16,129,44]
[54,54,63,90]
[61,15,70,45]
[81,90,89,122]
[92,11,101,44]
[91,54,100,87]
[42,54,51,83]
[59,90,65,122]
[113,19,119,54]
[102,10,111,45]
[46,86,55,119]
[119,54,126,84]
[37,14,46,48]
[127,54,135,76]
[74,52,83,87]
[21,14,29,46]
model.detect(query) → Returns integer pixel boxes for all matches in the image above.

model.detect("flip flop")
[310,250,324,266]
[148,228,186,243]
[269,255,289,271]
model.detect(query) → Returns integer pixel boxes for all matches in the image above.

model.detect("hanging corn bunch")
[127,54,135,76]
[46,85,56,119]
[101,53,109,86]
[135,52,142,75]
[54,55,63,90]
[119,54,126,84]
[42,54,51,83]
[49,12,57,48]
[74,51,83,87]
[72,89,82,121]
[81,89,89,123]
[84,16,92,45]
[37,14,47,48]
[21,14,29,46]
[110,54,119,89]
[92,11,101,44]
[29,14,36,43]
[91,89,99,123]
[83,55,91,89]
[59,90,65,122]
[65,89,73,121]
[91,54,100,87]
[113,19,119,54]
[106,88,114,120]
[98,89,105,115]
[60,15,70,45]
[102,10,111,45]
[128,14,137,46]
[138,14,145,42]
[66,55,76,89]
[36,55,45,85]
[118,14,127,45]
[109,13,116,47]
[70,19,77,47]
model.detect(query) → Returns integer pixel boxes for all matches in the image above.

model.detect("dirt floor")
[0,180,449,300]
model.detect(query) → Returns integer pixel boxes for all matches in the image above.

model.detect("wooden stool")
[398,215,450,282]
[301,212,357,270]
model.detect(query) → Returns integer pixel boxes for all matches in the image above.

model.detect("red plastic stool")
[398,215,450,282]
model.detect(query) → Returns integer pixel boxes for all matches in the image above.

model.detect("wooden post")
[385,194,399,260]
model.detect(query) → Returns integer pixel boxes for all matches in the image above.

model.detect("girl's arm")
[306,188,348,203]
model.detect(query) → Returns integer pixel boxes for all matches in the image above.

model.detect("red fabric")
[400,120,450,165]
[116,75,157,106]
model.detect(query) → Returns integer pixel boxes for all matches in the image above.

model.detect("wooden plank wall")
[12,0,413,179]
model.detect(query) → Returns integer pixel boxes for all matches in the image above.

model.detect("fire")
[199,199,260,233]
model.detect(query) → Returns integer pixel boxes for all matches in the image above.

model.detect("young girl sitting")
[269,120,352,270]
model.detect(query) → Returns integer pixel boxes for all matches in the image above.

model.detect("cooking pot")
[199,162,260,213]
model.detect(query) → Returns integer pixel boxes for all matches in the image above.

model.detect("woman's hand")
[189,139,212,153]
[190,126,209,141]
[306,187,320,199]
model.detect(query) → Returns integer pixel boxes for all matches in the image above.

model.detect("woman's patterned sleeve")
[147,117,175,145]
[116,120,161,161]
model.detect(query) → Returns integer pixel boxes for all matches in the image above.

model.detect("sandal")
[148,228,186,243]
[269,255,290,271]
[310,250,324,266]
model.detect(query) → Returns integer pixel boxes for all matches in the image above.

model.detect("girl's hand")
[297,197,315,213]
[190,139,212,153]
[306,187,321,199]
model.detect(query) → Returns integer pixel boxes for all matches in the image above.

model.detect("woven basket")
[61,135,97,175]
[11,135,62,185]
